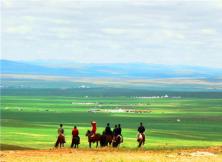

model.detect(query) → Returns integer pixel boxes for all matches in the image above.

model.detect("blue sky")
[1,0,222,67]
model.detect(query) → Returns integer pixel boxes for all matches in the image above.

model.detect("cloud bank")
[1,0,222,67]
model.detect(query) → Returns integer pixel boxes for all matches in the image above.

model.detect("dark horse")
[71,136,80,148]
[106,134,113,146]
[137,133,145,148]
[55,134,65,148]
[85,130,101,148]
[100,132,113,147]
[112,135,122,147]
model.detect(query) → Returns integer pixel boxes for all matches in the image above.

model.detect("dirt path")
[1,147,222,162]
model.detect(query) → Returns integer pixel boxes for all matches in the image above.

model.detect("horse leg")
[138,140,142,148]
[112,141,116,147]
[71,139,74,148]
[89,142,91,148]
[55,139,59,148]
[96,141,98,148]
[109,140,111,146]
[142,134,145,145]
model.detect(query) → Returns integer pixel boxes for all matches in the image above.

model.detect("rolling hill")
[1,59,222,79]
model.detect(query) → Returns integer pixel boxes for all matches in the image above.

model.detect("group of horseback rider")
[104,123,122,140]
[55,121,146,148]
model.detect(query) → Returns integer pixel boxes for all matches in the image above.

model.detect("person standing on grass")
[138,122,145,144]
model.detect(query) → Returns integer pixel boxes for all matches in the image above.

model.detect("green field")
[1,90,222,150]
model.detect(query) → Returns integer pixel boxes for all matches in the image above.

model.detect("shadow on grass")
[0,144,36,150]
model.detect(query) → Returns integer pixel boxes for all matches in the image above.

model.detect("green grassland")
[1,91,222,150]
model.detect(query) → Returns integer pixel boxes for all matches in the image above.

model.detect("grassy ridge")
[1,94,222,150]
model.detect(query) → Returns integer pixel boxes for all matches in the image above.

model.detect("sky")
[1,0,222,67]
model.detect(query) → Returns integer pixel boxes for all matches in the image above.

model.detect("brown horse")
[100,133,113,147]
[55,134,65,148]
[137,133,145,148]
[71,136,80,148]
[106,134,113,146]
[85,130,101,148]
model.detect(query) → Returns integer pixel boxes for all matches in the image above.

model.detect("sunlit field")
[1,148,222,162]
[1,90,222,150]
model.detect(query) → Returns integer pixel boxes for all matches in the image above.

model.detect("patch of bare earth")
[0,147,222,162]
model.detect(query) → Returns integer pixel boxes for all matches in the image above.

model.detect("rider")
[138,122,145,143]
[72,125,80,144]
[72,126,79,136]
[105,123,112,135]
[57,124,65,143]
[58,124,64,135]
[117,124,123,142]
[91,121,97,137]
[72,126,79,138]
[117,124,122,135]
[113,124,118,141]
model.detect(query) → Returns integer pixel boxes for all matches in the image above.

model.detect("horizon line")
[1,59,222,69]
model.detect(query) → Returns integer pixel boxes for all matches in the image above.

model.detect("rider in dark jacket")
[113,125,118,136]
[117,124,123,142]
[113,125,119,142]
[117,124,122,135]
[138,122,145,143]
[105,123,112,135]
[138,122,145,133]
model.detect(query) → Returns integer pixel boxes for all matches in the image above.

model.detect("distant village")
[134,94,181,99]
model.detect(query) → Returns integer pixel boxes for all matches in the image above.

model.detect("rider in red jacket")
[72,126,79,137]
[91,121,96,136]
[71,125,80,146]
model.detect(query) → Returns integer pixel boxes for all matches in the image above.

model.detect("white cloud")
[22,16,72,25]
[201,28,217,35]
[101,28,127,35]
[49,27,78,39]
[5,26,32,34]
[2,0,13,8]
[2,0,222,67]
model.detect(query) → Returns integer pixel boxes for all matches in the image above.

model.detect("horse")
[71,136,80,148]
[100,133,107,147]
[106,134,113,146]
[112,135,122,147]
[137,133,145,148]
[55,134,65,148]
[100,133,113,147]
[85,130,101,148]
